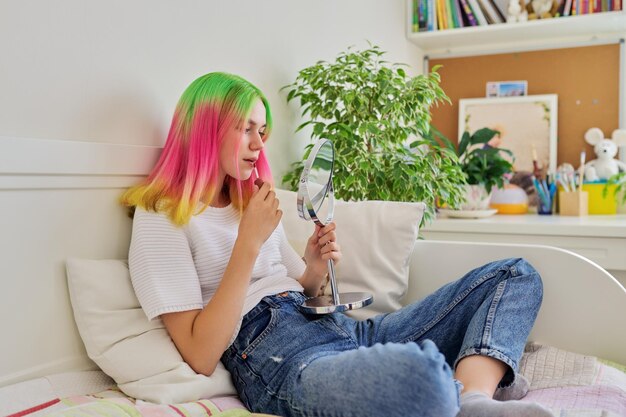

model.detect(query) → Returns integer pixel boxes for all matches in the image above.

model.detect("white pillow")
[65,258,236,404]
[275,188,425,320]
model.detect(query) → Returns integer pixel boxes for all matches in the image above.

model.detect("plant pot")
[617,189,626,214]
[460,184,492,211]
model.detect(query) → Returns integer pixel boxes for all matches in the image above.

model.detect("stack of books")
[411,0,623,31]
[560,0,623,17]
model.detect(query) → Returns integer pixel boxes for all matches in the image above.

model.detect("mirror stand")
[296,139,373,315]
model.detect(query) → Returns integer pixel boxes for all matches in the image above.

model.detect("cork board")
[429,44,621,168]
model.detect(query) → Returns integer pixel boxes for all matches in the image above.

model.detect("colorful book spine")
[454,0,466,26]
[467,0,489,24]
[479,0,504,22]
[476,0,494,22]
[427,0,437,30]
[488,0,506,21]
[445,0,456,28]
[459,0,479,25]
[442,0,451,28]
[449,0,460,27]
[437,0,445,29]
[418,0,428,30]
[564,0,573,15]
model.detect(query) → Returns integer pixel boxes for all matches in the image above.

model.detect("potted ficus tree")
[451,127,515,210]
[281,44,466,222]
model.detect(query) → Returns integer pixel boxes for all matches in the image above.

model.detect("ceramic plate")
[438,209,497,219]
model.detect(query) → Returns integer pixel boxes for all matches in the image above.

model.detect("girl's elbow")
[188,354,219,376]
[196,364,217,377]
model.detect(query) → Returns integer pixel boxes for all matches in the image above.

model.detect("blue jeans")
[221,258,543,417]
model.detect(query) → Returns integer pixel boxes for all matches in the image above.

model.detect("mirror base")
[298,292,373,315]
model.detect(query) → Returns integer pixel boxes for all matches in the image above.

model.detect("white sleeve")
[129,208,204,320]
[277,222,306,280]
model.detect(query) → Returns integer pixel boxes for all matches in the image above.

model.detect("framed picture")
[486,80,528,97]
[458,94,558,175]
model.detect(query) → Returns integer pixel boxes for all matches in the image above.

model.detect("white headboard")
[0,137,161,387]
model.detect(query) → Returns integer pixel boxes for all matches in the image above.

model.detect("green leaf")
[313,123,326,136]
[295,121,313,133]
[471,127,498,144]
[458,131,471,157]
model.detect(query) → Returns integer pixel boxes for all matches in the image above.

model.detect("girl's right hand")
[238,182,282,249]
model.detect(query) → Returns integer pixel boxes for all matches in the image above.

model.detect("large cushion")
[66,259,237,404]
[275,188,425,320]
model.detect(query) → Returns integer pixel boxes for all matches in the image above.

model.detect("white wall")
[0,0,421,180]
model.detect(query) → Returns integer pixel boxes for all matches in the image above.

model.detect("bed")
[1,136,625,417]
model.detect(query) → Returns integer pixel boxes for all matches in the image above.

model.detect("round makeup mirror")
[297,139,373,314]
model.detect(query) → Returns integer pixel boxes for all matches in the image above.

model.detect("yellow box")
[581,183,617,215]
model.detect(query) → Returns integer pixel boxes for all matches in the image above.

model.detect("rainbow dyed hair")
[121,72,273,225]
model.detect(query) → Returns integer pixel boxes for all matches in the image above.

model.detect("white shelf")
[423,214,626,238]
[421,214,626,277]
[407,10,626,56]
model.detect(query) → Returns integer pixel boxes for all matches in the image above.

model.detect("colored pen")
[579,151,586,192]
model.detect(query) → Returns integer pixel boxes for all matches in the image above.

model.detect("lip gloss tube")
[254,166,264,188]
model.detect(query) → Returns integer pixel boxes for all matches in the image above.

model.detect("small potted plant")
[453,127,514,210]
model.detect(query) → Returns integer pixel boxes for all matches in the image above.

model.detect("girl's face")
[219,99,267,183]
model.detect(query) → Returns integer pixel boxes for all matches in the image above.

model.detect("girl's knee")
[382,341,459,417]
[510,257,538,277]
[510,258,544,299]
[491,258,543,290]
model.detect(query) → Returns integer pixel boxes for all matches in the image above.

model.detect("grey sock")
[459,391,555,417]
[493,374,530,401]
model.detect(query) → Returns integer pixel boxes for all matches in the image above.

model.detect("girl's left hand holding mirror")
[304,222,342,278]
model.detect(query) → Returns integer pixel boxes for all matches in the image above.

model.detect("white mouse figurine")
[583,127,626,181]
[531,0,553,17]
[507,0,528,22]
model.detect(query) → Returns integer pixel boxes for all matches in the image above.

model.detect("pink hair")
[121,72,273,225]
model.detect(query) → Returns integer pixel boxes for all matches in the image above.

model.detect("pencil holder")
[537,199,553,215]
[559,190,589,216]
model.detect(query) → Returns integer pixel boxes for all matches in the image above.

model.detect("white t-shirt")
[128,205,305,326]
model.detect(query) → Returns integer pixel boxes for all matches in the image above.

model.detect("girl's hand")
[303,222,342,278]
[238,182,282,250]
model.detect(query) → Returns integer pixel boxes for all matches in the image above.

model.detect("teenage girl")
[123,72,554,417]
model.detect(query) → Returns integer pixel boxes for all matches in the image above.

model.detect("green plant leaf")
[471,127,498,144]
[457,131,471,157]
